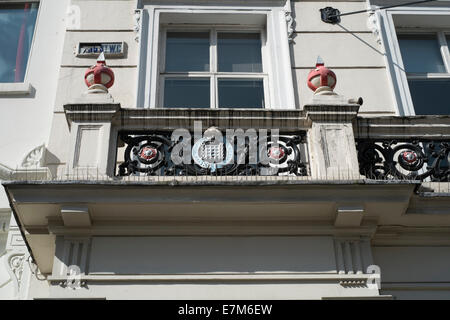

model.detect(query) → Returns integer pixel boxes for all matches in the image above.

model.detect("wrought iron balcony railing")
[357,140,450,181]
[116,130,309,177]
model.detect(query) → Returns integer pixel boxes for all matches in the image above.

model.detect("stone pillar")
[64,102,120,178]
[305,95,362,180]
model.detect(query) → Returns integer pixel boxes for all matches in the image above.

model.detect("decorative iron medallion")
[357,140,450,181]
[192,137,234,172]
[268,145,287,162]
[400,151,417,163]
[138,145,158,164]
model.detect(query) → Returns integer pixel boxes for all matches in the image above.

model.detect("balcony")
[6,104,450,187]
[4,105,450,278]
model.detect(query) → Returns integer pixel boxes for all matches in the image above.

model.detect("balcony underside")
[5,179,450,274]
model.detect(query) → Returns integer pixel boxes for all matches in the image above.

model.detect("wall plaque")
[77,42,125,58]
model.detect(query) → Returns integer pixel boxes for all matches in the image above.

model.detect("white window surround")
[136,0,296,110]
[377,6,450,116]
[0,0,40,96]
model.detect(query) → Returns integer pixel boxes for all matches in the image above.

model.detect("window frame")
[0,0,40,86]
[157,25,270,109]
[136,3,296,110]
[379,7,450,115]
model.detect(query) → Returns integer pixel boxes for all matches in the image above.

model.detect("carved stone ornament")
[134,9,142,43]
[5,252,27,297]
[21,144,45,168]
[367,11,382,45]
[285,10,295,43]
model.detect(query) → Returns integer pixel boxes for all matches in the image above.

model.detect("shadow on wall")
[44,149,62,178]
[58,236,338,275]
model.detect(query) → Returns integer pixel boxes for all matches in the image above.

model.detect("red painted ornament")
[139,146,158,161]
[268,146,285,160]
[84,52,115,89]
[401,150,418,164]
[307,56,337,92]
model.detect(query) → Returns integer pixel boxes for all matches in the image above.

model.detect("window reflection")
[218,33,262,73]
[0,3,39,83]
[398,34,446,73]
[218,79,264,108]
[164,78,210,108]
[165,32,210,72]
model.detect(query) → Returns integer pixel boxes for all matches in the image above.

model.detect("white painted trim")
[47,273,372,283]
[19,0,40,85]
[138,3,296,109]
[379,7,450,115]
[0,83,32,96]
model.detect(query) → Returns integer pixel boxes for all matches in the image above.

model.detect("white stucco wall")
[292,1,396,115]
[373,246,450,299]
[0,0,69,207]
[0,0,69,299]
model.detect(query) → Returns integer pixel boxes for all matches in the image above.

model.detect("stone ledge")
[0,83,33,96]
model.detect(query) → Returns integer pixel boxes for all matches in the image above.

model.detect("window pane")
[218,33,262,73]
[218,79,264,108]
[408,79,450,115]
[447,35,450,53]
[165,32,210,72]
[424,142,449,171]
[164,78,210,108]
[398,34,445,73]
[0,3,39,83]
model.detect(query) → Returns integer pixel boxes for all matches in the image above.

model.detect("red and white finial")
[315,55,325,67]
[84,52,115,93]
[307,56,337,95]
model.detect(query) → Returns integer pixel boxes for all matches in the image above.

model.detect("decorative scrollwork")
[118,131,308,177]
[285,10,295,43]
[21,144,45,168]
[5,253,27,297]
[357,140,450,181]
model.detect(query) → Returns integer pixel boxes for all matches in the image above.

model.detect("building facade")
[0,0,450,299]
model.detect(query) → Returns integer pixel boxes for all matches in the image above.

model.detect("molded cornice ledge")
[0,162,50,180]
[304,104,361,123]
[63,103,121,127]
[355,115,450,140]
[119,108,309,131]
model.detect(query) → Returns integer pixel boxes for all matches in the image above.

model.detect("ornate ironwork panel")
[117,130,308,177]
[357,140,450,181]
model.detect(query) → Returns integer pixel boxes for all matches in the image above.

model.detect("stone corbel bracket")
[134,9,142,43]
[284,0,295,43]
[4,251,29,299]
[367,10,382,45]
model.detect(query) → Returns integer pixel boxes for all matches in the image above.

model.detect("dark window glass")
[398,34,445,73]
[0,3,39,83]
[165,32,210,72]
[164,78,210,108]
[218,79,264,108]
[407,79,450,115]
[218,33,262,73]
[423,142,450,171]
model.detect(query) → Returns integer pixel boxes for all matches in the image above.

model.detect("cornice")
[355,115,450,139]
